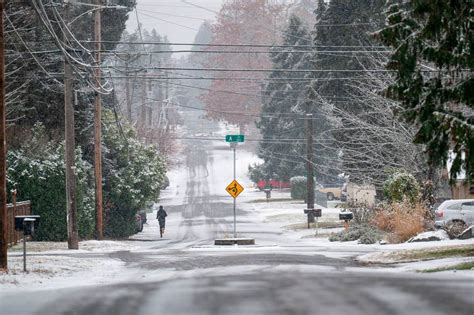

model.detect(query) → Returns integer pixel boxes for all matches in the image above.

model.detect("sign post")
[225,135,245,238]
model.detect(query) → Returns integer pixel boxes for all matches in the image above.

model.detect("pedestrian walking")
[157,205,168,238]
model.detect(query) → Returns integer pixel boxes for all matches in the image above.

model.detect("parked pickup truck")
[317,187,341,201]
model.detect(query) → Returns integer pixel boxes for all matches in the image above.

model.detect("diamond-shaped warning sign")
[225,180,244,198]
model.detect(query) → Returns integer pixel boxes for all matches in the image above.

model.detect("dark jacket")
[157,208,167,226]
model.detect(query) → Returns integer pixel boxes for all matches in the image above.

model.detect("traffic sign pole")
[225,135,245,239]
[233,144,236,238]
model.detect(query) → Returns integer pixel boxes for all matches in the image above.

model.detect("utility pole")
[64,0,79,249]
[0,0,8,270]
[306,113,314,210]
[140,77,147,140]
[304,113,319,229]
[94,0,103,240]
[125,60,131,121]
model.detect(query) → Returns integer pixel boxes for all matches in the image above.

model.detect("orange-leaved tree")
[200,0,286,131]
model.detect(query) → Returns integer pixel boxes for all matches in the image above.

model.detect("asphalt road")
[2,129,474,315]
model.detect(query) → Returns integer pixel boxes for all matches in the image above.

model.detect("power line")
[101,49,390,55]
[136,8,208,22]
[105,65,399,73]
[84,40,389,49]
[137,11,200,32]
[108,75,370,81]
[148,98,324,121]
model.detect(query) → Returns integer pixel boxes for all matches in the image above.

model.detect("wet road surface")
[2,135,474,315]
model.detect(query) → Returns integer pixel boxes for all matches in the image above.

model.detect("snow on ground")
[0,252,126,292]
[8,240,141,254]
[0,240,143,292]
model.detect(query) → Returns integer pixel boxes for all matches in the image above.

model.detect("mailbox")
[339,211,353,221]
[15,215,41,236]
[304,209,322,217]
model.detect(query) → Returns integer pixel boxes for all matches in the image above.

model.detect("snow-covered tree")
[255,15,312,181]
[376,1,473,181]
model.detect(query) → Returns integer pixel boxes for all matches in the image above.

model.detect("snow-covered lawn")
[0,240,142,292]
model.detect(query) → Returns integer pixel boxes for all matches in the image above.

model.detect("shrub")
[7,144,94,241]
[342,204,374,224]
[248,163,265,185]
[290,176,307,200]
[329,223,382,244]
[372,201,430,243]
[102,112,166,238]
[383,171,420,203]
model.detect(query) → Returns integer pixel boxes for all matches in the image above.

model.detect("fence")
[7,201,31,247]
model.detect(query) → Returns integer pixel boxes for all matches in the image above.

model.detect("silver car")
[434,199,474,228]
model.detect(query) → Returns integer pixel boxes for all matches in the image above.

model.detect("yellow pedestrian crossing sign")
[226,180,244,198]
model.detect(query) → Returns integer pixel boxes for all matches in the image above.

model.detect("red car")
[257,180,291,190]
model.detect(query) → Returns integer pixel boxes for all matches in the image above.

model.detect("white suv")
[434,199,474,228]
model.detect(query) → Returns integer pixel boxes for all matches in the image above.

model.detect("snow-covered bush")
[329,224,382,244]
[102,112,166,238]
[248,163,265,185]
[290,176,307,200]
[7,143,94,241]
[383,171,420,203]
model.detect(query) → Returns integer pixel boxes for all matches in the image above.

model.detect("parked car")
[138,210,147,224]
[434,199,474,230]
[135,213,143,233]
[256,180,291,190]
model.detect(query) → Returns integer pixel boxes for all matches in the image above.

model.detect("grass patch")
[420,262,474,273]
[400,245,474,261]
[301,233,334,239]
[265,213,305,222]
[249,198,294,203]
[284,222,343,231]
[8,241,68,252]
[367,244,474,264]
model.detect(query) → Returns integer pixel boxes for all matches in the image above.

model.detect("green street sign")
[225,135,245,142]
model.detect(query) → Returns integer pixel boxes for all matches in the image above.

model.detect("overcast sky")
[126,0,225,44]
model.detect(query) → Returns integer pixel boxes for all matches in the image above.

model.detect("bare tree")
[313,52,428,188]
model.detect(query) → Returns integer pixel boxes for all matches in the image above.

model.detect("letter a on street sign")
[225,135,245,142]
[226,180,244,198]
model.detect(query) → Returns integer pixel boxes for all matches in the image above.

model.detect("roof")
[438,199,474,209]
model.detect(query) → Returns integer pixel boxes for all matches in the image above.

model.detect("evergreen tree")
[255,15,312,181]
[5,2,135,149]
[308,0,386,183]
[377,1,473,181]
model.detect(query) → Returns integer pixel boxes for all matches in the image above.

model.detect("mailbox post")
[339,211,353,231]
[14,215,40,272]
[264,188,271,202]
[304,208,321,229]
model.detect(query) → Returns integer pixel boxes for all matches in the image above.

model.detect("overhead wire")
[4,12,64,89]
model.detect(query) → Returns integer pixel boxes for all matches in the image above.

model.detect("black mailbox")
[15,215,41,235]
[304,209,322,217]
[339,211,353,221]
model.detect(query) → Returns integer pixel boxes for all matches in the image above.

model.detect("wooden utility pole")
[306,113,315,210]
[0,0,8,270]
[94,0,103,240]
[64,1,79,249]
[140,77,147,140]
[125,60,131,121]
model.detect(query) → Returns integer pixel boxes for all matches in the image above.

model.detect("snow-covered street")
[1,130,473,315]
